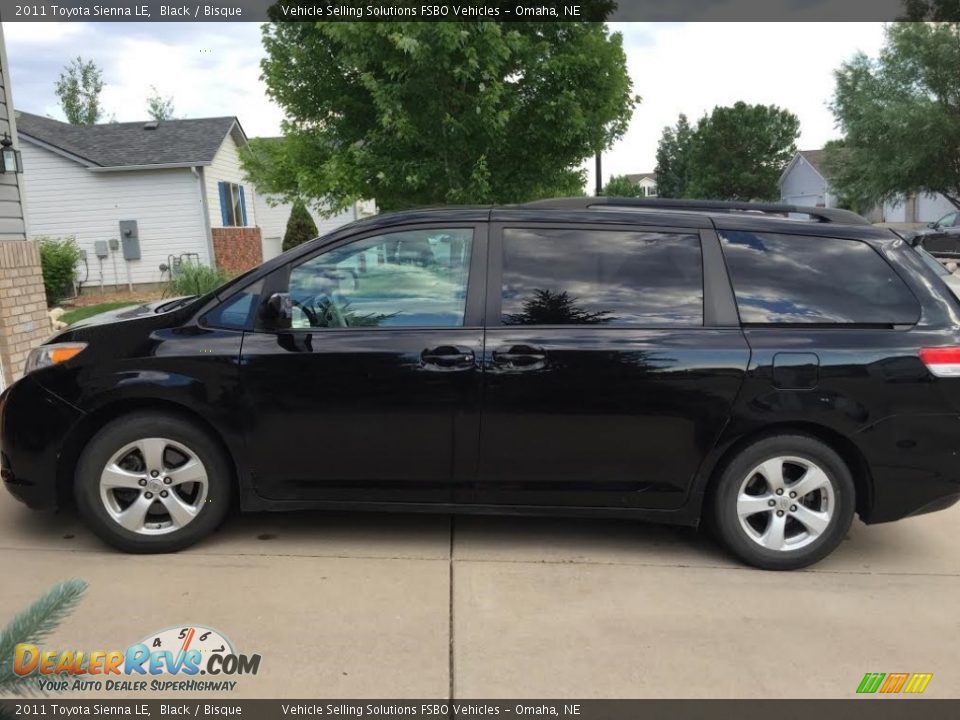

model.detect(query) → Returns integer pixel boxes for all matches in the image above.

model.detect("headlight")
[23,342,87,374]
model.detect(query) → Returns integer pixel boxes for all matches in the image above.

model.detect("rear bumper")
[1,375,84,510]
[857,413,960,524]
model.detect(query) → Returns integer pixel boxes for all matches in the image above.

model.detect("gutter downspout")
[192,166,216,268]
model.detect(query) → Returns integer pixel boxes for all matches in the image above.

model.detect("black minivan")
[4,198,960,570]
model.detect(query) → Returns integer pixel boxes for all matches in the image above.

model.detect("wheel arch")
[56,398,241,507]
[696,422,874,521]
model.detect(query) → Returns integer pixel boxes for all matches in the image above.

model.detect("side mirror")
[262,292,292,329]
[928,222,938,229]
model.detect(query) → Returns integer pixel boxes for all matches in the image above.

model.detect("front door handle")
[421,345,475,370]
[492,345,547,371]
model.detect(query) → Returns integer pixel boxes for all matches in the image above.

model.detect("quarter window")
[500,228,703,327]
[286,228,473,328]
[719,231,920,325]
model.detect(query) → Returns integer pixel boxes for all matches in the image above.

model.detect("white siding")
[917,193,956,223]
[205,130,257,229]
[780,157,830,207]
[21,140,209,287]
[253,194,359,261]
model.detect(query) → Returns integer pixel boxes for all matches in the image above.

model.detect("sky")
[2,21,887,191]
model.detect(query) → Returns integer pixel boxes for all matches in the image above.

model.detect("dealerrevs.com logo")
[13,625,261,693]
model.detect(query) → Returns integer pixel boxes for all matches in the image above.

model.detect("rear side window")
[720,231,920,325]
[500,228,703,327]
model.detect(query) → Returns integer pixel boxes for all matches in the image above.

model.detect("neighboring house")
[780,148,955,224]
[779,149,837,208]
[626,172,658,197]
[253,194,376,261]
[0,27,53,389]
[19,111,277,288]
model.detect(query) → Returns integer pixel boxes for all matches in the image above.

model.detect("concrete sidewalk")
[1,494,958,698]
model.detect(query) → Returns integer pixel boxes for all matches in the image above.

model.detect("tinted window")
[500,228,703,327]
[720,231,920,325]
[203,281,261,330]
[287,228,473,328]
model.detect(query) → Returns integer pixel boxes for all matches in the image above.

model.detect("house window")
[218,181,248,226]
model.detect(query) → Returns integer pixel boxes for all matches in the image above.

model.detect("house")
[626,172,658,197]
[0,28,53,389]
[780,148,955,225]
[16,113,367,290]
[778,149,836,208]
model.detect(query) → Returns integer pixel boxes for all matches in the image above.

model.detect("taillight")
[919,347,960,377]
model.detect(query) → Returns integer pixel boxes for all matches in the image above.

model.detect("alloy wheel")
[98,437,209,535]
[736,455,835,552]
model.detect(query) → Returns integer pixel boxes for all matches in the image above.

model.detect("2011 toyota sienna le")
[4,197,960,569]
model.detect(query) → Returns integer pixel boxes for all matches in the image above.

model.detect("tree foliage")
[146,86,175,121]
[503,289,612,326]
[55,57,104,126]
[283,200,319,252]
[654,114,693,198]
[899,0,960,20]
[602,174,643,197]
[38,236,83,306]
[243,17,638,213]
[686,102,799,201]
[827,22,960,210]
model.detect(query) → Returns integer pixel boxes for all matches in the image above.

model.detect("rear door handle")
[421,345,475,370]
[492,345,547,371]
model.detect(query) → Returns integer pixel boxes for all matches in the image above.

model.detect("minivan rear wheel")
[75,412,231,553]
[711,434,855,570]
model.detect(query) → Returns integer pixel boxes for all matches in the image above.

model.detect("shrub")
[38,236,83,306]
[168,262,231,297]
[282,200,318,252]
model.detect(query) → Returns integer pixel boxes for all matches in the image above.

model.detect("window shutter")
[218,182,230,226]
[239,186,248,226]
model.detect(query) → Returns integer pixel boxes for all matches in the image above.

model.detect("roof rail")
[522,197,871,226]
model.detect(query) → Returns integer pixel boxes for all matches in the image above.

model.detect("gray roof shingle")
[798,149,826,174]
[15,110,242,168]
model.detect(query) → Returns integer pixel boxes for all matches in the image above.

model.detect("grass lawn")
[60,302,139,326]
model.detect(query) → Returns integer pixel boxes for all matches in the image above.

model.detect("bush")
[168,262,231,297]
[38,236,83,307]
[282,200,318,251]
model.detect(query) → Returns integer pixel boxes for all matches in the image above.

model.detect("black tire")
[75,412,232,553]
[711,434,855,570]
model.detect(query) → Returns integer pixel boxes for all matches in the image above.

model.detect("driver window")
[287,228,474,329]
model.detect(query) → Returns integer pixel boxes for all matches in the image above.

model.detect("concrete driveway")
[1,492,958,698]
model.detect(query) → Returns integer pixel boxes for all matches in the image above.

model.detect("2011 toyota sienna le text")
[4,198,960,569]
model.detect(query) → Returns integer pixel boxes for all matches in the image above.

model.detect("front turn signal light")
[23,342,87,374]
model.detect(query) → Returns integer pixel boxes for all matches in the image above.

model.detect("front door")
[477,223,750,509]
[240,223,486,504]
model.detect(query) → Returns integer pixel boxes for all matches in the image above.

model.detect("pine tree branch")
[0,579,88,696]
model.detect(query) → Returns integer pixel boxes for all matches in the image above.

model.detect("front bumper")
[1,375,84,509]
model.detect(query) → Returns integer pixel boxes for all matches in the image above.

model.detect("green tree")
[504,289,613,325]
[654,114,694,198]
[55,57,104,125]
[242,17,638,213]
[827,22,960,210]
[283,200,319,252]
[146,86,175,121]
[602,174,643,197]
[898,0,960,20]
[686,102,799,201]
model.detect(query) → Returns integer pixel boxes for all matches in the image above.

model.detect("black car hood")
[68,296,197,329]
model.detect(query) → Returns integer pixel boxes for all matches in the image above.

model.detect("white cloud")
[587,22,888,189]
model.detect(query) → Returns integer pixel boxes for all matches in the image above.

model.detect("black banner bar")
[1,700,960,720]
[0,0,922,23]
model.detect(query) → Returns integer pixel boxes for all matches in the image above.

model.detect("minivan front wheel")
[712,435,855,570]
[75,413,232,553]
